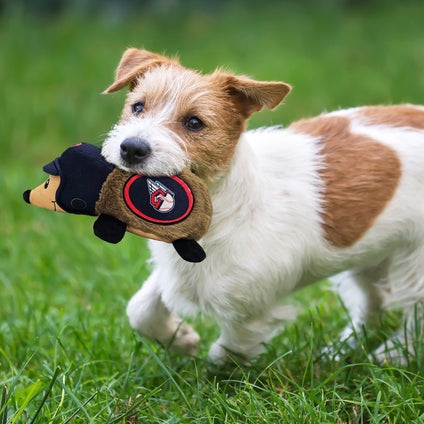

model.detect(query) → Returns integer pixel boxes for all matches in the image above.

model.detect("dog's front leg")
[208,326,264,367]
[126,269,200,355]
[208,305,295,367]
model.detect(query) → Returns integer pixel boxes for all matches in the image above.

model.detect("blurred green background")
[1,1,424,422]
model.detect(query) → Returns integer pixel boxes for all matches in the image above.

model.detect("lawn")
[1,1,424,422]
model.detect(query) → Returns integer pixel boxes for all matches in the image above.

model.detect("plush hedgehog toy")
[23,143,212,262]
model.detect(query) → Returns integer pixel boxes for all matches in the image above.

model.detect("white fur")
[102,116,188,176]
[109,104,424,365]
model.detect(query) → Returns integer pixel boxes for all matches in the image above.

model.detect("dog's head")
[102,48,291,180]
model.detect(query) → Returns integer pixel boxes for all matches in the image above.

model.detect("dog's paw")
[320,344,344,362]
[207,342,251,370]
[167,322,200,356]
[208,342,228,367]
[320,326,360,362]
[374,339,409,366]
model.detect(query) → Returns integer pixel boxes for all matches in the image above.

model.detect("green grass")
[2,1,424,422]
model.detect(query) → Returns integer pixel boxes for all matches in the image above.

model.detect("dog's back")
[147,104,424,362]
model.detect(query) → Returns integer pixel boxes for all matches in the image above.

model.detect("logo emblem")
[123,175,194,224]
[147,178,175,213]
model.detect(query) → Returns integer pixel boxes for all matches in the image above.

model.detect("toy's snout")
[23,175,66,213]
[23,190,31,204]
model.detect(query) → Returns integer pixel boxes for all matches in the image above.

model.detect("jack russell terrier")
[101,48,424,365]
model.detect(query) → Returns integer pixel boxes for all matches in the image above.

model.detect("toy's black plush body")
[23,143,213,262]
[40,143,114,215]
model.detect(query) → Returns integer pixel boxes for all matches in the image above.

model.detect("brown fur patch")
[290,116,401,247]
[178,70,290,178]
[359,105,424,129]
[210,71,291,118]
[103,49,177,94]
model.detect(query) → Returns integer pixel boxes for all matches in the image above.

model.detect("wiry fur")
[103,49,424,365]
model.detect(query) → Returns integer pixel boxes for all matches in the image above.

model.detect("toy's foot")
[172,239,206,263]
[93,214,127,244]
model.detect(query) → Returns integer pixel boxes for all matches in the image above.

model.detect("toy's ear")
[211,71,291,118]
[23,175,66,213]
[43,159,60,176]
[103,48,176,94]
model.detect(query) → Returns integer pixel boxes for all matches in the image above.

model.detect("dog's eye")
[184,116,205,132]
[44,178,50,189]
[132,102,145,116]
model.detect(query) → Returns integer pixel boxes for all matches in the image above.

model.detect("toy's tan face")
[26,175,66,213]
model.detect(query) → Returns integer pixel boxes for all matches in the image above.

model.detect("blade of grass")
[1,386,8,424]
[62,391,97,424]
[29,366,60,424]
[139,339,194,415]
[106,386,163,424]
[9,380,42,424]
[0,353,35,417]
[48,374,66,424]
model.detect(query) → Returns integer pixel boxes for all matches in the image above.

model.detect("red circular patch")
[123,175,194,224]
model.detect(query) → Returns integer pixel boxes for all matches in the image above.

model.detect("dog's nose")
[120,138,151,165]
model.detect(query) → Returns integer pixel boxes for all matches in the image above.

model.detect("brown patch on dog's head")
[290,115,401,247]
[173,71,291,179]
[358,105,424,130]
[103,49,291,180]
[103,48,177,94]
[210,71,292,118]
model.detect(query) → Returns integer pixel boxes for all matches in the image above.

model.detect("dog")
[101,48,424,365]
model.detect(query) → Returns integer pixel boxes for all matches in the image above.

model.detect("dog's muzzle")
[120,137,151,166]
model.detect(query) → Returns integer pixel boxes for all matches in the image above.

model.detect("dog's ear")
[213,72,291,118]
[103,48,174,94]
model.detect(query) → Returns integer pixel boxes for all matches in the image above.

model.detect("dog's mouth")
[101,125,189,177]
[116,161,140,173]
[115,155,189,177]
[115,158,155,176]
